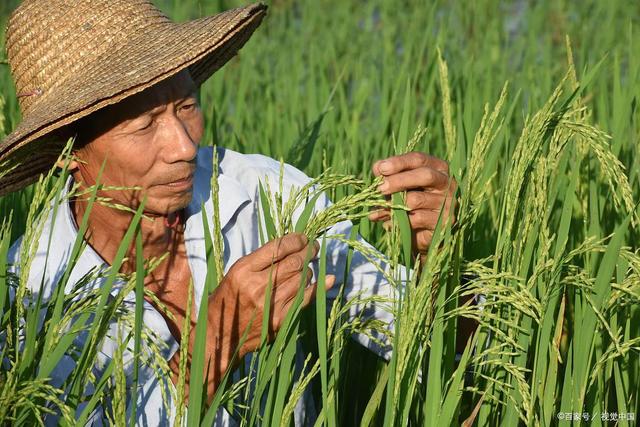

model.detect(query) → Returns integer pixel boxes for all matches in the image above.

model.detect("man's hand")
[183,232,335,402]
[369,152,457,254]
[214,232,335,356]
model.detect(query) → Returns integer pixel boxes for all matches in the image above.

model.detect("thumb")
[324,274,336,290]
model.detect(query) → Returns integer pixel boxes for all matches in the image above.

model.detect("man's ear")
[55,156,80,171]
[54,126,82,172]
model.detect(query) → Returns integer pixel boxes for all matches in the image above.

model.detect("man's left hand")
[369,152,457,254]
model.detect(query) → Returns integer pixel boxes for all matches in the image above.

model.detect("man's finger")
[275,274,336,328]
[261,241,319,286]
[378,167,451,195]
[264,254,306,283]
[415,229,434,252]
[373,152,449,177]
[382,211,446,233]
[408,209,443,230]
[275,240,319,276]
[250,232,309,271]
[273,268,315,306]
[368,208,391,222]
[405,191,452,211]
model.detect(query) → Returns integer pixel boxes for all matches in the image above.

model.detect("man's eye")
[138,120,153,131]
[181,103,197,113]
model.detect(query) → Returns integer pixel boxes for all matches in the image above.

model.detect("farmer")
[0,0,460,425]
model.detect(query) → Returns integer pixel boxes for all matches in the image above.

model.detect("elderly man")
[1,0,459,425]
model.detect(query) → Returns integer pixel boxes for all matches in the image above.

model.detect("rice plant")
[1,0,639,426]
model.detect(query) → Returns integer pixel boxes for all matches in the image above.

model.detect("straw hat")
[0,0,267,196]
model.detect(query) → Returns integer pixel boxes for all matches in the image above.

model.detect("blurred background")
[1,1,639,423]
[2,0,639,246]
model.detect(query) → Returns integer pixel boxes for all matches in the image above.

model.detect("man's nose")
[162,115,198,163]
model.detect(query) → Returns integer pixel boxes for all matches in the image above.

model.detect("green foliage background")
[1,0,639,426]
[1,1,639,235]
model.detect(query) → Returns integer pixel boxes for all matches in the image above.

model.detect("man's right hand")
[194,232,335,401]
[213,232,335,357]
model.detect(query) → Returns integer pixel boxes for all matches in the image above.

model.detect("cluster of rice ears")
[1,0,640,424]
[2,48,638,426]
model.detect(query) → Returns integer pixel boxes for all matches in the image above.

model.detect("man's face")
[73,70,204,216]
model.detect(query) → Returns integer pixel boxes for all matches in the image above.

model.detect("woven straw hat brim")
[0,3,266,197]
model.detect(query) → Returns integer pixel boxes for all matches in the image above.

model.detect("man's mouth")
[164,174,194,190]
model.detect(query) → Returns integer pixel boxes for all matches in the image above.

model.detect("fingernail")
[379,160,390,173]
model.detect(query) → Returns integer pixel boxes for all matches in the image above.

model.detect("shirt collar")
[183,146,252,307]
[186,146,251,232]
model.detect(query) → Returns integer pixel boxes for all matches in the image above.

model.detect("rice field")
[1,0,640,425]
